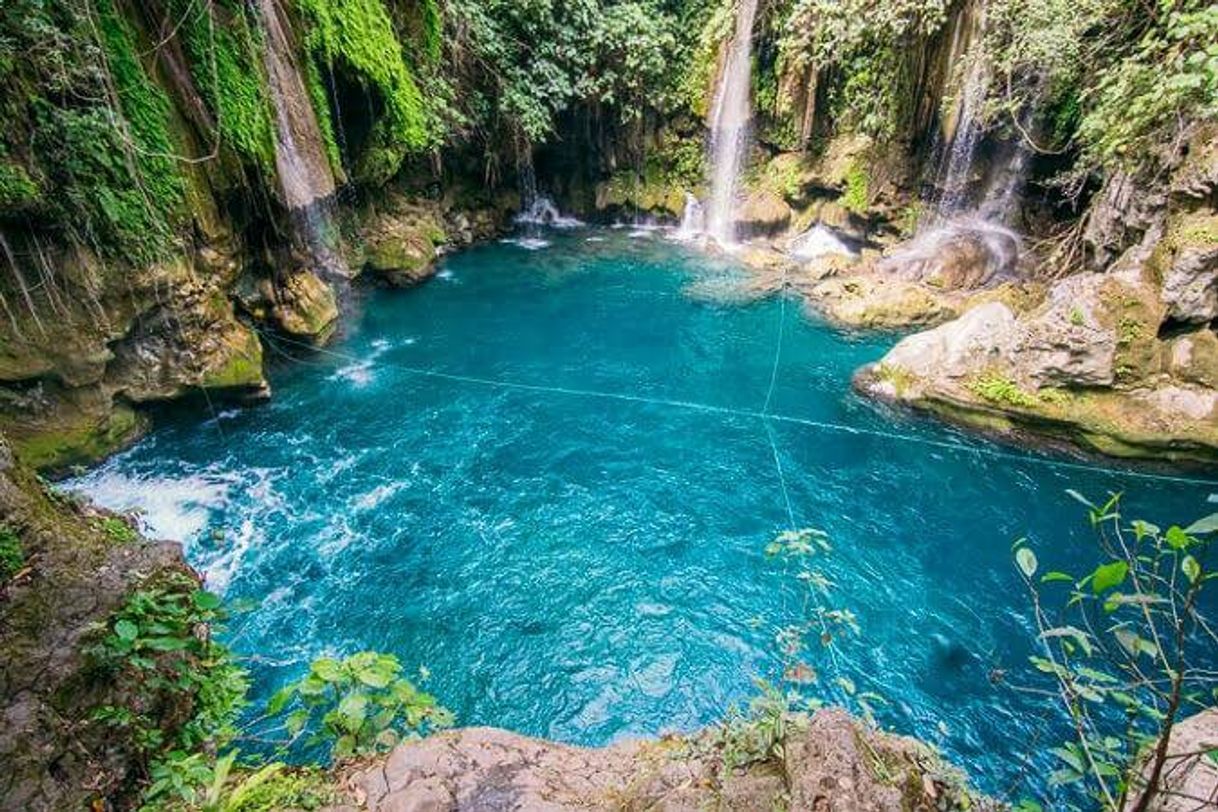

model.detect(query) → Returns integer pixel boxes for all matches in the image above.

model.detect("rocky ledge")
[336,713,994,812]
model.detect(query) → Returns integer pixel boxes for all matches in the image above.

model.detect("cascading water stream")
[705,0,758,246]
[257,0,348,281]
[932,0,989,220]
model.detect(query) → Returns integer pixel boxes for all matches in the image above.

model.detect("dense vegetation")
[0,0,1213,264]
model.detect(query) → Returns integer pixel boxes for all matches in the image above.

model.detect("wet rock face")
[346,711,994,812]
[881,220,1021,290]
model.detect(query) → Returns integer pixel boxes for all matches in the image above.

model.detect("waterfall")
[933,0,989,219]
[676,193,705,240]
[705,0,759,246]
[257,0,348,280]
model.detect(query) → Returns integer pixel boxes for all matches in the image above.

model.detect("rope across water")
[262,329,1218,490]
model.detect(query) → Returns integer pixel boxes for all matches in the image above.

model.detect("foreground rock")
[342,712,995,812]
[0,434,196,808]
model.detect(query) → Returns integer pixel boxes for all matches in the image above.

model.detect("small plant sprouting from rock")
[266,652,454,761]
[97,515,139,544]
[707,528,876,774]
[0,524,24,581]
[969,371,1038,409]
[1012,493,1218,811]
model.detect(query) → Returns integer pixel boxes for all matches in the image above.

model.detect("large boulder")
[1155,212,1218,324]
[1010,273,1119,387]
[880,220,1021,291]
[878,301,1016,383]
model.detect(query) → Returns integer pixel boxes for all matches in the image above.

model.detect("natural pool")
[70,228,1216,798]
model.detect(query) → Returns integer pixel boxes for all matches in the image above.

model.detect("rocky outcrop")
[1123,709,1218,812]
[855,267,1218,463]
[0,433,197,809]
[341,711,994,812]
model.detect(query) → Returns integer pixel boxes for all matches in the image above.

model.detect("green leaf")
[1165,525,1192,550]
[143,636,189,652]
[1040,571,1073,583]
[114,619,139,642]
[285,709,309,736]
[1016,547,1038,579]
[1091,561,1128,594]
[191,590,222,611]
[1185,513,1218,535]
[311,657,344,682]
[1182,555,1201,585]
[266,686,294,716]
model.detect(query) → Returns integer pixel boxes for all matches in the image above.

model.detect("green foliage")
[90,574,247,805]
[0,524,23,581]
[143,754,336,812]
[173,0,275,170]
[266,651,453,761]
[778,0,949,137]
[97,515,138,544]
[1014,493,1218,810]
[93,0,186,239]
[968,371,1038,408]
[295,0,431,178]
[841,161,869,214]
[0,157,39,210]
[1077,0,1218,168]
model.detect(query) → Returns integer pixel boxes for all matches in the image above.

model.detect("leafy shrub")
[968,372,1038,408]
[267,651,453,761]
[1013,493,1218,810]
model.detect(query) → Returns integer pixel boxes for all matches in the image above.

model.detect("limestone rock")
[1124,708,1218,811]
[880,301,1016,381]
[348,711,994,812]
[271,270,340,342]
[1168,330,1218,388]
[1012,273,1118,387]
[737,190,792,238]
[1157,213,1218,324]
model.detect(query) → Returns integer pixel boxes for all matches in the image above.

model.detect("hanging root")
[1029,219,1088,281]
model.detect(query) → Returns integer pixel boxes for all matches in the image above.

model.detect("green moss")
[0,158,39,210]
[967,371,1038,409]
[0,525,24,581]
[295,0,431,180]
[12,403,144,472]
[874,363,916,397]
[200,334,264,391]
[94,0,185,228]
[841,162,869,215]
[174,0,275,170]
[96,516,138,544]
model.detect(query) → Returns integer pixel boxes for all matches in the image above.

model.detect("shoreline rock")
[340,712,996,812]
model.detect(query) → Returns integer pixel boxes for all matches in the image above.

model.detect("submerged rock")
[344,710,995,811]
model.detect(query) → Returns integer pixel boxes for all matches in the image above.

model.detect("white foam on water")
[500,237,552,251]
[514,197,584,229]
[72,469,227,541]
[789,224,856,261]
[585,236,606,243]
[352,481,409,512]
[436,269,454,280]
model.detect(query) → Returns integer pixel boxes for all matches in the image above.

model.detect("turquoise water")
[71,228,1215,798]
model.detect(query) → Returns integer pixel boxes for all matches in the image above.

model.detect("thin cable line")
[262,332,1218,489]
